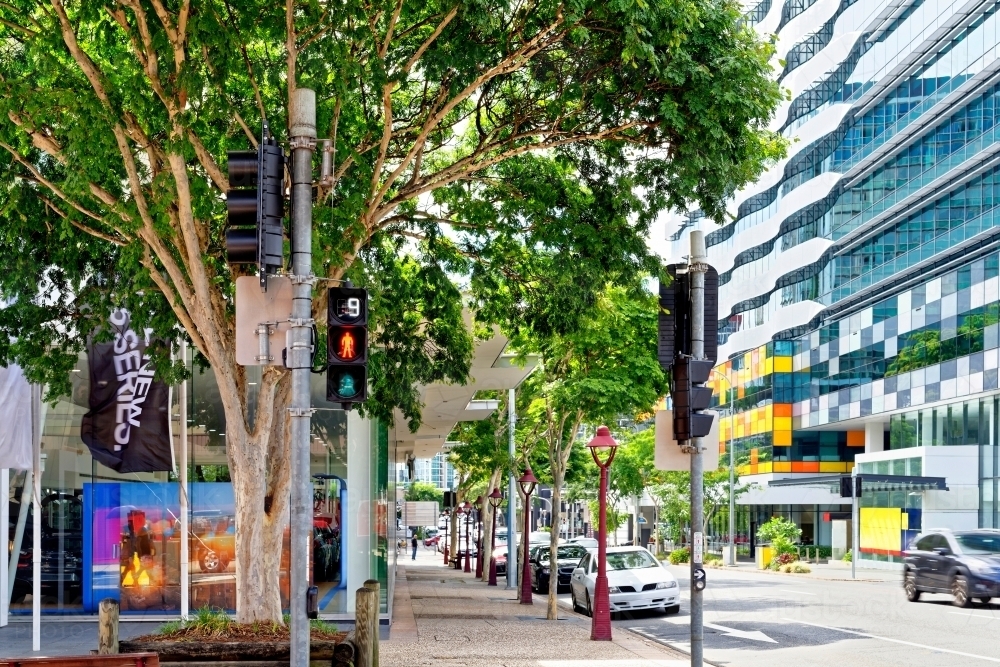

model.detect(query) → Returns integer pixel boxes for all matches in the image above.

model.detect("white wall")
[346,411,373,612]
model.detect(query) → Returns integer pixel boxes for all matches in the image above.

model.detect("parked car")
[904,529,1000,606]
[530,544,589,593]
[423,534,441,547]
[567,537,600,549]
[9,494,84,604]
[570,546,680,616]
[493,548,507,576]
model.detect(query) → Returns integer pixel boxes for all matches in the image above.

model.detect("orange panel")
[773,462,792,473]
[750,448,759,465]
[791,462,820,473]
[773,430,792,446]
[750,464,759,474]
[773,403,792,417]
[846,431,866,447]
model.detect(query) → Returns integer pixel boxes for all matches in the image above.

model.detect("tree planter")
[119,637,348,664]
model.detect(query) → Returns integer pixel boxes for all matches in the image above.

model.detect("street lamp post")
[475,495,485,578]
[463,501,473,573]
[488,487,503,586]
[587,425,619,641]
[518,468,539,604]
[442,508,450,565]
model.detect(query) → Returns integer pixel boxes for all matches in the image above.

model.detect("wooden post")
[355,587,377,667]
[364,579,380,667]
[98,598,119,655]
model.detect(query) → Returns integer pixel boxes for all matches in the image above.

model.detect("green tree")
[515,284,668,619]
[0,0,783,622]
[404,481,444,506]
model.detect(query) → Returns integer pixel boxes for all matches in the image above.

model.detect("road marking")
[776,588,817,596]
[949,611,1000,621]
[782,617,1000,663]
[705,621,777,643]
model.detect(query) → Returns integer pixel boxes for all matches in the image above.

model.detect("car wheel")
[979,597,992,605]
[571,589,580,613]
[200,550,223,573]
[665,604,681,615]
[952,574,971,608]
[904,571,921,602]
[585,591,593,617]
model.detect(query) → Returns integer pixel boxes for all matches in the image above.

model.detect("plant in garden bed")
[145,607,344,643]
[842,551,853,562]
[669,547,690,564]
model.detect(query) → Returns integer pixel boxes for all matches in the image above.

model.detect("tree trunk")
[217,365,291,624]
[547,467,563,621]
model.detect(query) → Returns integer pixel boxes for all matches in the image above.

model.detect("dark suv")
[903,529,1000,607]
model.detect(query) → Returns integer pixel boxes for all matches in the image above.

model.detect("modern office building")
[661,0,1000,566]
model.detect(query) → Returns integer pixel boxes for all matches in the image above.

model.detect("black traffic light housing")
[672,357,715,441]
[225,121,286,291]
[327,285,369,407]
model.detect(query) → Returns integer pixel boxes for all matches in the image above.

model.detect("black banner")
[81,310,173,473]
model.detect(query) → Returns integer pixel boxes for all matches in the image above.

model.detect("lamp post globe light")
[488,487,503,586]
[463,501,473,573]
[587,425,619,641]
[518,468,539,605]
[475,495,485,578]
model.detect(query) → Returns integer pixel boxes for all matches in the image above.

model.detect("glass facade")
[4,356,391,617]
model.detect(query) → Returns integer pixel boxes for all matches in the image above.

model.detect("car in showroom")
[569,546,679,616]
[903,529,1000,606]
[530,544,589,593]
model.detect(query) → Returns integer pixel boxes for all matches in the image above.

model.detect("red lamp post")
[518,468,539,604]
[463,501,473,573]
[475,495,485,578]
[487,487,503,586]
[587,425,619,641]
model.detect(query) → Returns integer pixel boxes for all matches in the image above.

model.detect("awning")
[767,474,948,493]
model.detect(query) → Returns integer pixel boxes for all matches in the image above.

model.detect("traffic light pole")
[688,230,707,667]
[289,88,317,667]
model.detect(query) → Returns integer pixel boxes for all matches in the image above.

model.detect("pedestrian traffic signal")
[225,121,286,291]
[327,286,368,405]
[671,357,715,441]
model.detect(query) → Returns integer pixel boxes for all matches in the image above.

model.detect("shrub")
[842,551,852,562]
[668,547,690,564]
[771,536,797,558]
[791,563,812,574]
[769,552,796,570]
[704,552,722,562]
[757,517,801,544]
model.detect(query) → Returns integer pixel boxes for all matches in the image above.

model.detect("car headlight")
[656,581,678,589]
[541,568,550,574]
[608,586,621,594]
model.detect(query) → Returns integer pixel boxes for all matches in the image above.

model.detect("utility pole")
[507,387,517,590]
[289,88,317,667]
[687,230,707,667]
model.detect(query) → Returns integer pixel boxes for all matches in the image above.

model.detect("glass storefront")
[3,353,389,617]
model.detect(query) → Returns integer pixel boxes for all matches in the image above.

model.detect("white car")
[568,537,599,549]
[569,546,680,616]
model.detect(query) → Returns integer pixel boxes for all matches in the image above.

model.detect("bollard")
[355,587,377,667]
[364,579,381,667]
[98,598,119,655]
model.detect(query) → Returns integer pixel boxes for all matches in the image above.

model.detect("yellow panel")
[901,512,909,530]
[861,507,903,554]
[759,462,773,474]
[764,357,773,375]
[773,462,792,472]
[755,420,765,434]
[764,416,773,431]
[773,430,792,446]
[819,462,845,473]
[774,417,792,431]
[737,464,752,476]
[765,404,773,418]
[773,356,793,373]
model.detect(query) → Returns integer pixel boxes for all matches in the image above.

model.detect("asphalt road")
[555,565,1000,667]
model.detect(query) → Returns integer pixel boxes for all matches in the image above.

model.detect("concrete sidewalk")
[383,548,688,667]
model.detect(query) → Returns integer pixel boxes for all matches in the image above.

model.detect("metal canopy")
[767,474,948,492]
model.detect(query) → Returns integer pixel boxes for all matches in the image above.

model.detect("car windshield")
[606,550,659,570]
[538,546,587,563]
[957,533,1000,554]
